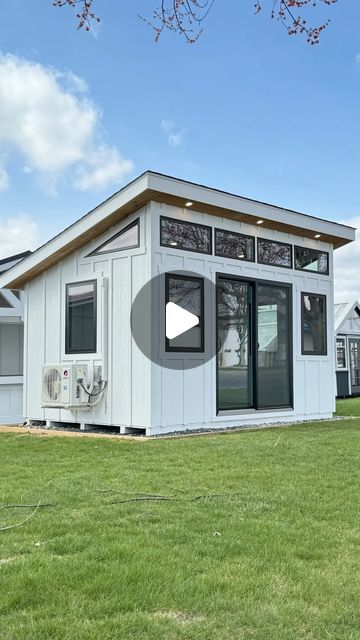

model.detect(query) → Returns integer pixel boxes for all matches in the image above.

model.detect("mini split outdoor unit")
[42,364,89,408]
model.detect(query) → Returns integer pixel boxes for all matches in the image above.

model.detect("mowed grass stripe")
[0,417,360,639]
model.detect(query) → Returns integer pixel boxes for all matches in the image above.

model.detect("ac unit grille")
[43,367,62,403]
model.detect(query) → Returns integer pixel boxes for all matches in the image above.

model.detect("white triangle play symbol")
[166,302,199,340]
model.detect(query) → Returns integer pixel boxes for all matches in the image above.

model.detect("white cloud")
[0,214,40,258]
[0,166,9,191]
[160,119,174,133]
[0,54,133,193]
[334,216,360,302]
[74,145,133,192]
[160,119,186,146]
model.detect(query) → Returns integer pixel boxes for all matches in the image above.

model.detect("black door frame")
[349,338,360,395]
[216,273,293,414]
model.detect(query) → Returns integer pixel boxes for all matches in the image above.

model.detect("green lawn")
[1,421,360,639]
[336,395,360,416]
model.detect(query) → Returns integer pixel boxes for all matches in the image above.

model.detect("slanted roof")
[0,171,355,290]
[0,250,32,275]
[335,300,360,334]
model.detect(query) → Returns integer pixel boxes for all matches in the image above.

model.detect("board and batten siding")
[24,206,152,431]
[149,201,335,435]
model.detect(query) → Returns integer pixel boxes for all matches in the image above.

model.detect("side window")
[165,274,204,352]
[66,280,97,354]
[336,338,346,369]
[160,217,212,254]
[301,293,327,355]
[257,238,292,268]
[294,247,329,275]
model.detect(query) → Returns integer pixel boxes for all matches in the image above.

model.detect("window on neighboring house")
[0,292,13,308]
[160,216,212,254]
[165,274,204,352]
[88,219,139,256]
[301,293,327,355]
[257,238,293,268]
[215,229,255,262]
[0,324,23,376]
[65,281,97,354]
[336,338,346,369]
[294,246,329,275]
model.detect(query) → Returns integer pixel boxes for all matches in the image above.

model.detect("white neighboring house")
[0,251,31,424]
[0,172,355,435]
[335,301,360,397]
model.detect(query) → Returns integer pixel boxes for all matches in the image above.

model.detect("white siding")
[24,206,152,431]
[150,201,335,435]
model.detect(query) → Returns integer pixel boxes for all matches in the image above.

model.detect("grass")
[1,419,360,639]
[335,395,360,416]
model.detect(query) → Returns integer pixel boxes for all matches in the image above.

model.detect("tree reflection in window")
[257,239,292,268]
[295,247,328,274]
[215,229,254,262]
[302,293,327,355]
[160,217,211,254]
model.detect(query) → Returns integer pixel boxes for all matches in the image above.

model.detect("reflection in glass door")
[217,278,253,410]
[217,276,292,412]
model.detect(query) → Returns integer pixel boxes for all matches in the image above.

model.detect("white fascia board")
[0,173,150,289]
[147,173,355,245]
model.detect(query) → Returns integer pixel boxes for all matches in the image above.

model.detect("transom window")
[165,274,204,352]
[301,293,327,356]
[160,216,212,254]
[88,219,139,256]
[257,238,292,268]
[215,229,255,262]
[65,281,97,354]
[294,246,329,274]
[336,338,346,369]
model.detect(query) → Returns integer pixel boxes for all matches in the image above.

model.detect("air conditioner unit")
[42,364,89,408]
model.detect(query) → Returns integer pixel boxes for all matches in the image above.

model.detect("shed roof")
[0,171,355,290]
[335,300,360,333]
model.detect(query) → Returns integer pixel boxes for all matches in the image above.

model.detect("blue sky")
[0,0,359,298]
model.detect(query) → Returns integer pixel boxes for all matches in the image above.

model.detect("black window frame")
[336,337,347,370]
[65,279,97,355]
[294,246,329,276]
[214,228,255,263]
[215,274,293,413]
[257,238,293,269]
[87,219,140,257]
[165,273,205,353]
[301,292,327,356]
[160,216,212,255]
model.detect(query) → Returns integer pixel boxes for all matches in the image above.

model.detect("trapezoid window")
[160,216,212,254]
[294,246,329,275]
[88,219,139,256]
[301,293,327,356]
[65,280,97,354]
[215,229,255,262]
[257,238,293,268]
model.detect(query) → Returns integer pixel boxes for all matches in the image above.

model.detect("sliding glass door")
[217,276,292,412]
[217,279,253,410]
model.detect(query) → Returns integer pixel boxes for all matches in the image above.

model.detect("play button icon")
[165,302,199,340]
[130,270,222,370]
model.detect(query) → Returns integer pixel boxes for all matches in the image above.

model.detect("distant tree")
[53,0,338,44]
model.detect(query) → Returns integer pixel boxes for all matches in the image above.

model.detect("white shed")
[0,172,355,435]
[334,301,360,397]
[0,251,30,424]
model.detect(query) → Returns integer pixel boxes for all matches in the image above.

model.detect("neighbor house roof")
[335,301,360,333]
[0,251,32,275]
[0,171,355,290]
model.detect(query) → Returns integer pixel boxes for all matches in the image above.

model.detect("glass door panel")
[256,284,291,408]
[349,339,360,394]
[217,278,253,410]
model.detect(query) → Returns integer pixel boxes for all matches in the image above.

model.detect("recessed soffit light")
[185,201,193,207]
[256,219,264,225]
[314,234,321,239]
